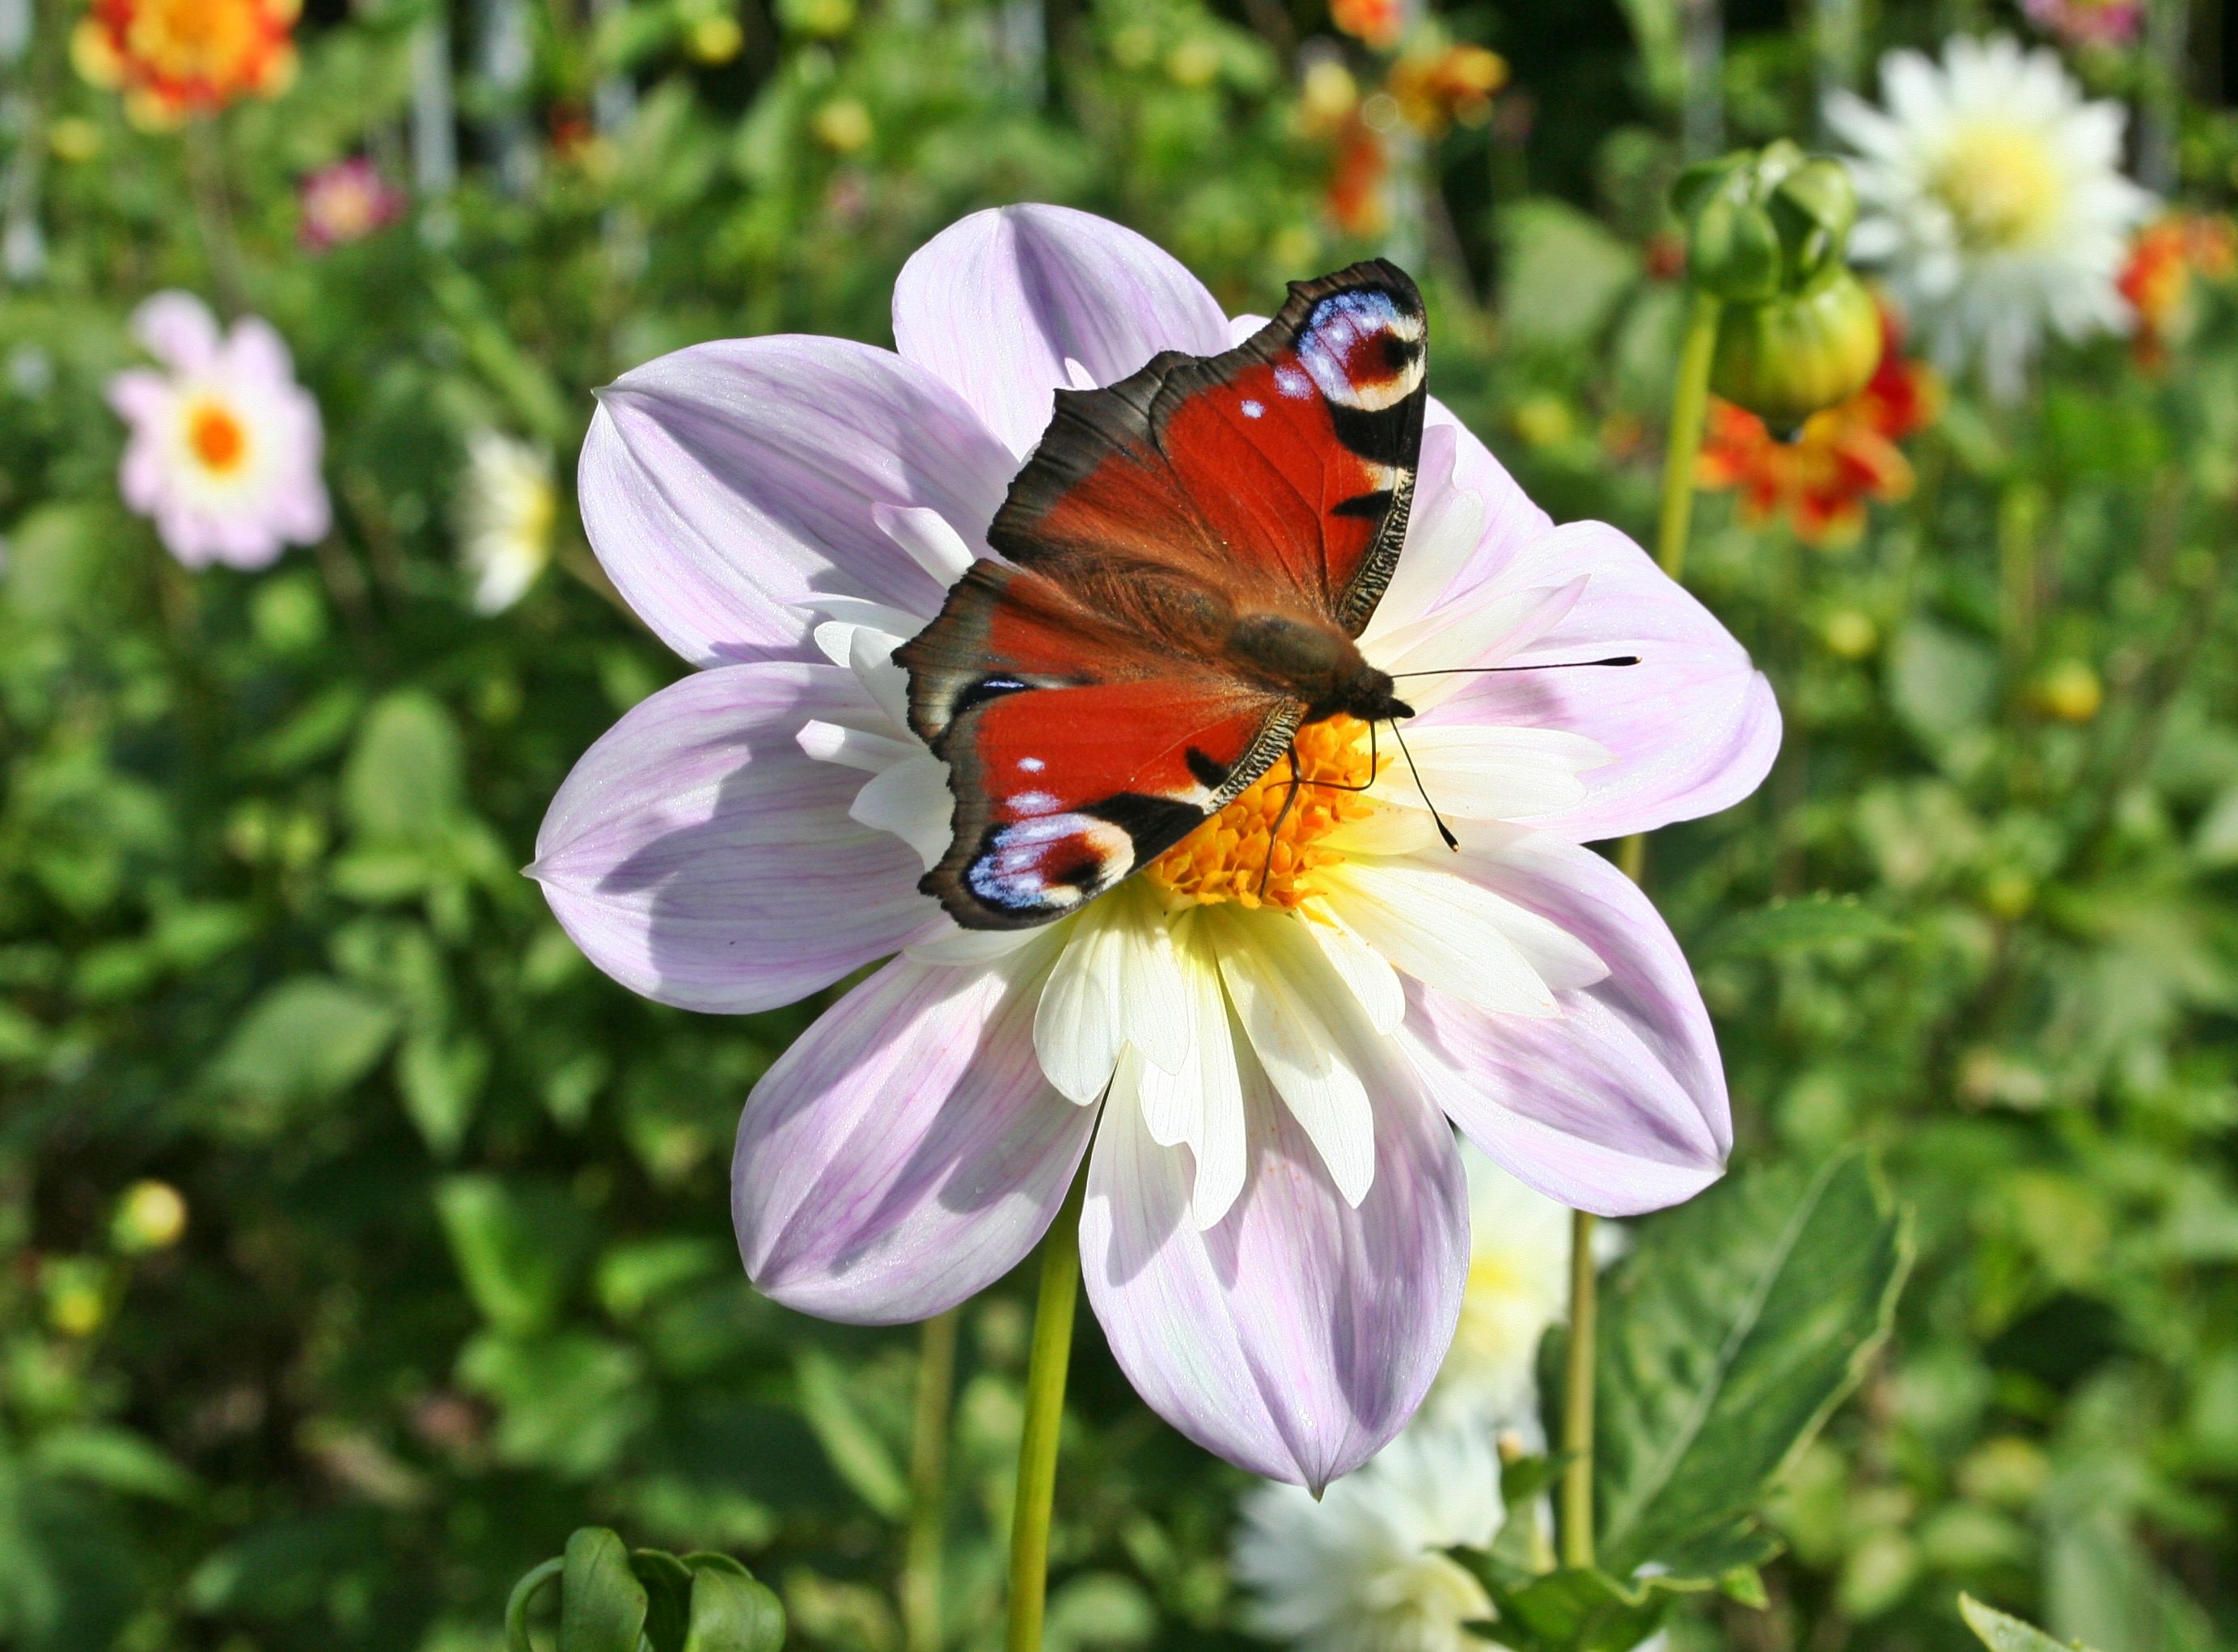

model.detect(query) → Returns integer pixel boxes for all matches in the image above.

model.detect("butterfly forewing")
[896,261,1428,930]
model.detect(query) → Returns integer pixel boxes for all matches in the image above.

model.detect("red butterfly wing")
[897,562,1297,929]
[988,260,1427,633]
[895,261,1427,930]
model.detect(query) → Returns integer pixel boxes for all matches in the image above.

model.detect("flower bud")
[1674,141,1861,305]
[1710,267,1882,433]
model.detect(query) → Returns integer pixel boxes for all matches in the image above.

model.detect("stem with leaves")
[1005,1175,1085,1652]
[1571,285,1724,1565]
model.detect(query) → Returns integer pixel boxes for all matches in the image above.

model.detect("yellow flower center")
[1147,714,1383,911]
[1932,125,2063,251]
[185,399,249,474]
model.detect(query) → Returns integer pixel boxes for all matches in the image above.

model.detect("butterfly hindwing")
[988,260,1428,635]
[897,562,1297,928]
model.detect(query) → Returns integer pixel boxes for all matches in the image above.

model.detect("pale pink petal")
[1081,1035,1467,1491]
[130,291,220,374]
[735,953,1094,1324]
[584,337,1017,667]
[1418,399,1555,606]
[106,368,171,427]
[892,204,1232,458]
[1415,515,1779,840]
[222,316,296,387]
[530,661,936,1013]
[1397,830,1729,1216]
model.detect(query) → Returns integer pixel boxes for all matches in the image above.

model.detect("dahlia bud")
[1709,267,1882,433]
[1676,140,1878,427]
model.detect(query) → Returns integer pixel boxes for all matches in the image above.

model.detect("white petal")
[874,501,976,587]
[1386,724,1607,821]
[850,755,953,872]
[1319,860,1570,1017]
[797,718,917,772]
[1033,885,1187,1102]
[1305,909,1405,1034]
[1137,913,1248,1228]
[1211,909,1376,1206]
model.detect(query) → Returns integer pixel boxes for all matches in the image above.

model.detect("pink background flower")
[108,291,331,570]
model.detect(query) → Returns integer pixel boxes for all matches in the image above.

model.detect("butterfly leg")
[1256,746,1307,900]
[1293,717,1380,795]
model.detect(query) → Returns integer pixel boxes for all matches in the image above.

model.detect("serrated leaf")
[1471,1567,1674,1652]
[1961,1594,2096,1652]
[1589,1150,1911,1578]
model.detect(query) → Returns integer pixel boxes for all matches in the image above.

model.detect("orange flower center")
[127,0,260,79]
[186,399,249,474]
[1148,714,1383,911]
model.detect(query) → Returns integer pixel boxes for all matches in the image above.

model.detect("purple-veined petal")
[583,336,1016,666]
[1081,1029,1467,1491]
[1414,515,1779,840]
[530,661,936,1013]
[892,204,1232,458]
[1396,829,1729,1216]
[735,949,1094,1324]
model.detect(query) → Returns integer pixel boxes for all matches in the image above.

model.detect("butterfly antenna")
[1258,747,1306,898]
[1386,720,1459,851]
[1389,655,1639,680]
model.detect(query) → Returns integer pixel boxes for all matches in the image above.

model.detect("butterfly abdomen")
[1226,611,1411,729]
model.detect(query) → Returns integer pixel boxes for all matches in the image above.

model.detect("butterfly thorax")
[1225,610,1415,729]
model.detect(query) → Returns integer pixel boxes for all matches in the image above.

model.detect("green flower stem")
[1613,290,1723,893]
[1559,1207,1599,1568]
[903,1307,960,1652]
[1656,288,1724,583]
[1574,287,1724,1567]
[1006,1174,1085,1652]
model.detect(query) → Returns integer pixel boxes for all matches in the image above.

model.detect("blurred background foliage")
[3,0,2238,1646]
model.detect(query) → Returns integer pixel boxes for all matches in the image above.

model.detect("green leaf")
[1703,894,1906,959]
[507,1557,564,1652]
[434,1176,588,1335]
[1960,1594,2097,1652]
[342,691,467,845]
[793,1347,909,1519]
[1469,1567,1672,1652]
[681,1555,787,1652]
[26,1428,194,1503]
[207,978,398,1112]
[631,1548,696,1651]
[1498,202,1642,351]
[1589,1149,1912,1578]
[559,1528,648,1652]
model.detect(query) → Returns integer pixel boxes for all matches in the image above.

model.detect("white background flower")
[1828,35,2155,397]
[458,429,556,613]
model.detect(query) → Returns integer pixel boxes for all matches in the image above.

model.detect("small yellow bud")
[1167,37,1221,87]
[687,15,743,62]
[2032,660,2102,723]
[811,98,873,154]
[1511,395,1575,450]
[49,117,104,163]
[114,1179,188,1253]
[1821,609,1879,659]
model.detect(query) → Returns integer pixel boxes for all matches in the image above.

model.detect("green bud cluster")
[1674,140,1883,431]
[507,1528,787,1652]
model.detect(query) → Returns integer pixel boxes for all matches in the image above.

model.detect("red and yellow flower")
[1699,309,1941,547]
[72,0,298,128]
[2118,213,2237,370]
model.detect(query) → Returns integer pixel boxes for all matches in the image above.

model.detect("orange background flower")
[1699,309,1941,546]
[72,0,299,128]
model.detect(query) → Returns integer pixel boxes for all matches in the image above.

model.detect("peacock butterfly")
[895,260,1433,932]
